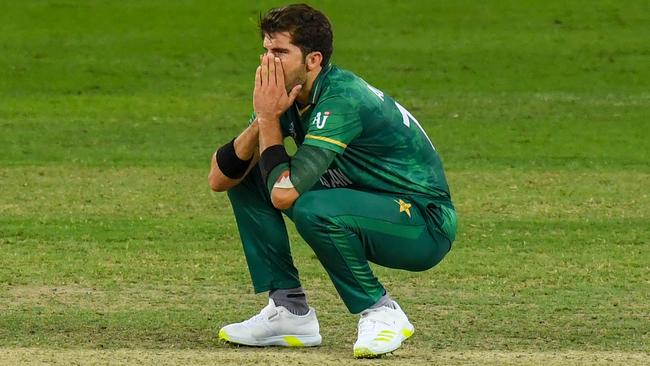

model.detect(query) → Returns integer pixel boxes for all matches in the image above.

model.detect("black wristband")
[216,138,253,179]
[260,144,291,183]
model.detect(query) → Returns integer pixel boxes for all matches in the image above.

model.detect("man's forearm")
[234,120,260,159]
[257,116,298,210]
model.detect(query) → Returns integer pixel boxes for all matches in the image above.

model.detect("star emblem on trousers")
[394,199,412,218]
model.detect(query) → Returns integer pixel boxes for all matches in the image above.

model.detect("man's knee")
[409,238,452,272]
[408,256,438,272]
[292,191,324,234]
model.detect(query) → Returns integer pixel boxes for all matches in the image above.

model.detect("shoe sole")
[218,329,322,347]
[353,324,414,358]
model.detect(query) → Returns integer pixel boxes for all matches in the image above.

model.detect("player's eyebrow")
[264,47,289,54]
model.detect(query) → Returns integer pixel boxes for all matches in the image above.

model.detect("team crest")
[394,199,412,218]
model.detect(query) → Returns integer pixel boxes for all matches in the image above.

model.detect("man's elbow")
[271,188,298,210]
[208,172,230,192]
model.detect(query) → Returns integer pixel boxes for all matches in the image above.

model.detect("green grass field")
[1,1,649,364]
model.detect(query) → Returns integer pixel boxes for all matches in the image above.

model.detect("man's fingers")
[275,57,285,89]
[268,53,276,85]
[287,84,303,104]
[260,54,269,86]
[255,65,261,88]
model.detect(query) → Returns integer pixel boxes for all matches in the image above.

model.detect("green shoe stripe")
[283,336,305,347]
[378,330,397,335]
[354,347,379,358]
[372,337,392,342]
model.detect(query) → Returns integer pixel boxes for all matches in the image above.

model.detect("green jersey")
[277,64,453,207]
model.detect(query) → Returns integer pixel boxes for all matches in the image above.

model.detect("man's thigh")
[290,188,451,271]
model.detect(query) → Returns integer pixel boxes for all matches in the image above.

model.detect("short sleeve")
[302,97,362,154]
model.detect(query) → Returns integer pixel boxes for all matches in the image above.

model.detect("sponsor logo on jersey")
[319,168,352,188]
[312,111,330,129]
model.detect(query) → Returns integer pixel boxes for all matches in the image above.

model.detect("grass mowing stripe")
[2,168,649,220]
[2,93,649,169]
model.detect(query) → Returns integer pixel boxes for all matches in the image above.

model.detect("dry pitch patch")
[1,348,648,365]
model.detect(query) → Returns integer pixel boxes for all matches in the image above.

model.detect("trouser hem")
[253,279,302,294]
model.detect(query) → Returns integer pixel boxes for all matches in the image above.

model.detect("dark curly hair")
[259,4,334,66]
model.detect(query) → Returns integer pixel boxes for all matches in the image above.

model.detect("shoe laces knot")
[242,307,277,327]
[358,308,392,336]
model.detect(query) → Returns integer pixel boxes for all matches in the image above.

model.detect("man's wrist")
[216,138,253,179]
[259,144,291,184]
[247,119,260,134]
[256,114,280,124]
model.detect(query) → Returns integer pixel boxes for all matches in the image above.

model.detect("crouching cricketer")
[209,3,457,358]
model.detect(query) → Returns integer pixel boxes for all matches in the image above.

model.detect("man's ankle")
[269,287,310,316]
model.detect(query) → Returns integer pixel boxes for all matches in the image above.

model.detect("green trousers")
[227,167,456,314]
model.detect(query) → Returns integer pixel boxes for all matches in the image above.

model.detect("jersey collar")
[307,63,333,105]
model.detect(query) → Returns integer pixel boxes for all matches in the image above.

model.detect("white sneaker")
[218,299,321,347]
[353,301,415,358]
